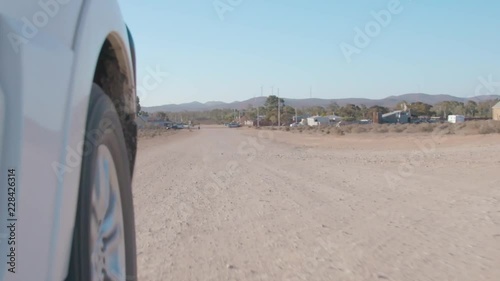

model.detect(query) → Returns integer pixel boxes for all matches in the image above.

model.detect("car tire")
[67,83,137,281]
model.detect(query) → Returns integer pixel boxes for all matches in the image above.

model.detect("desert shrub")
[390,124,406,133]
[138,127,167,138]
[465,121,481,130]
[418,123,434,133]
[351,125,368,133]
[372,124,389,133]
[342,125,353,133]
[333,127,345,135]
[404,124,418,133]
[491,121,500,132]
[326,130,331,134]
[438,123,449,130]
[478,121,500,134]
[479,124,495,134]
[447,125,455,134]
[285,127,290,131]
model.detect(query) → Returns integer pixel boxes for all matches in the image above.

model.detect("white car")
[0,1,138,281]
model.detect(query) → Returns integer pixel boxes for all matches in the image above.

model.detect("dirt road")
[133,126,500,281]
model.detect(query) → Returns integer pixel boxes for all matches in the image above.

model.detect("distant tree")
[465,100,478,117]
[338,104,360,119]
[477,99,499,118]
[358,104,368,119]
[136,96,141,115]
[327,102,340,115]
[157,112,169,121]
[409,102,433,116]
[269,115,277,125]
[281,106,296,124]
[366,105,389,118]
[264,95,285,122]
[264,95,285,111]
[305,106,327,116]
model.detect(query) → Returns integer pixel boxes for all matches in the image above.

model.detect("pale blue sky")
[119,0,500,106]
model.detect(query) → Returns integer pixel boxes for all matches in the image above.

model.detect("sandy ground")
[132,126,500,281]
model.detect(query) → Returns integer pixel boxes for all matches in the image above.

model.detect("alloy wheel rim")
[90,145,126,281]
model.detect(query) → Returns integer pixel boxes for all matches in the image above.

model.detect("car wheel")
[67,84,137,281]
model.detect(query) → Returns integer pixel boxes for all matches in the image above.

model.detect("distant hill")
[143,93,500,113]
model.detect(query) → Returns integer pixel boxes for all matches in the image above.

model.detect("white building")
[448,115,465,123]
[244,120,254,126]
[307,116,331,126]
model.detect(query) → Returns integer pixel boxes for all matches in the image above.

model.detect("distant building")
[292,115,309,123]
[327,115,343,122]
[493,101,500,121]
[448,115,465,124]
[135,115,148,129]
[307,116,331,126]
[244,120,254,126]
[382,110,411,124]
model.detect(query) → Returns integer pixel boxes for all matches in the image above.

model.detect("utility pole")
[278,88,281,128]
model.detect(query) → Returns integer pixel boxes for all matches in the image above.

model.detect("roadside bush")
[438,123,449,130]
[351,126,368,133]
[333,127,345,135]
[342,125,353,134]
[479,121,500,134]
[465,121,481,130]
[372,124,389,133]
[390,124,406,133]
[417,123,434,133]
[479,124,495,134]
[457,123,467,130]
[138,127,169,138]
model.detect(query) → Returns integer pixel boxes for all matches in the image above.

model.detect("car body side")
[0,1,136,280]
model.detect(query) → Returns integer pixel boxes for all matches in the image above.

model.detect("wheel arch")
[51,1,138,280]
[92,31,137,174]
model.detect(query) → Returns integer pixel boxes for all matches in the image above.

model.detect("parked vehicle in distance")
[228,122,241,128]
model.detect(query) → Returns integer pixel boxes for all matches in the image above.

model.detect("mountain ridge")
[143,93,500,113]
